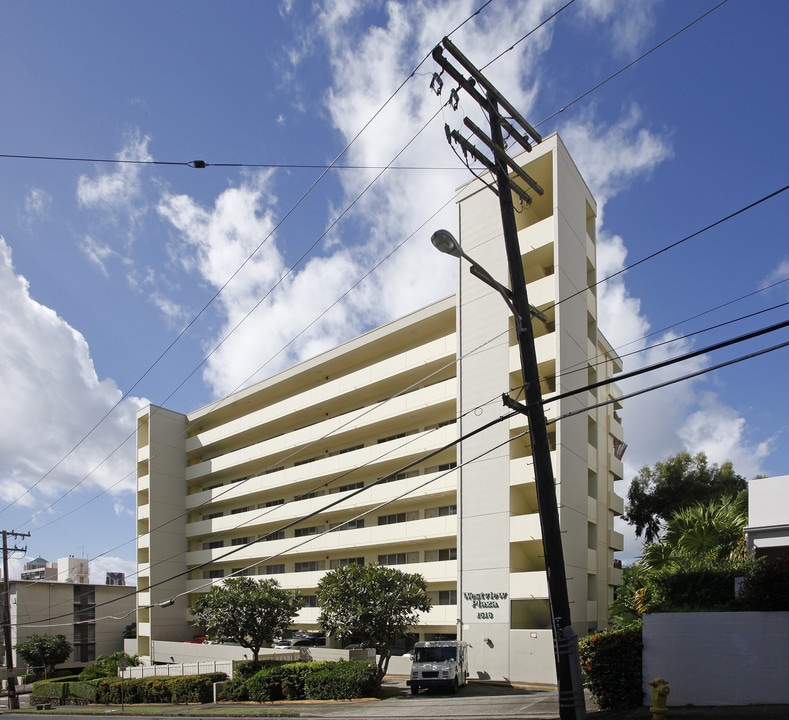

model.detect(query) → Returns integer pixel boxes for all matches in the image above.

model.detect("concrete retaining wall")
[643,612,789,706]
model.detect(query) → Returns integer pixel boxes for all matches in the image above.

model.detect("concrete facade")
[135,134,624,684]
[8,580,135,670]
[746,475,789,558]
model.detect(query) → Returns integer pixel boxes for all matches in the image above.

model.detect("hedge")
[94,672,227,704]
[579,628,643,711]
[226,660,377,703]
[303,661,377,700]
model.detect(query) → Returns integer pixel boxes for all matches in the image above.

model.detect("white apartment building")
[20,556,89,584]
[135,134,625,684]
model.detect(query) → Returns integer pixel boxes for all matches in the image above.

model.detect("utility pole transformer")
[2,530,30,710]
[432,37,586,720]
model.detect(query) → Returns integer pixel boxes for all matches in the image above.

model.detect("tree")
[79,651,140,681]
[609,496,753,626]
[190,577,303,661]
[14,634,72,678]
[316,563,431,682]
[624,451,746,543]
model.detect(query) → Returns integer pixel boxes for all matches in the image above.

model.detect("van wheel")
[451,678,458,694]
[411,685,419,695]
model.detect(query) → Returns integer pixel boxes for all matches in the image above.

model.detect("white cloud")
[578,0,661,56]
[77,130,151,211]
[24,187,52,221]
[0,236,146,514]
[680,393,773,479]
[79,235,118,276]
[89,554,138,587]
[762,258,789,288]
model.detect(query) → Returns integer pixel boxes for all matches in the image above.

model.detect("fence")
[122,661,234,680]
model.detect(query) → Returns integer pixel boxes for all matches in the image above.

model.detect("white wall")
[643,612,789,706]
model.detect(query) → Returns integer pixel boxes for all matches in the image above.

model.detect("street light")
[430,230,546,327]
[432,228,586,718]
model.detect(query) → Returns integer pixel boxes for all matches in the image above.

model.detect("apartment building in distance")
[8,561,134,671]
[135,133,625,684]
[20,555,90,584]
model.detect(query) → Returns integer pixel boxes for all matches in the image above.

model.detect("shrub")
[304,661,377,700]
[282,661,333,700]
[67,681,99,702]
[31,680,67,702]
[737,554,789,611]
[94,673,226,704]
[246,666,286,702]
[579,628,643,711]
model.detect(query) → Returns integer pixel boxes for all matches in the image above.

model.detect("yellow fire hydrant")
[649,677,670,719]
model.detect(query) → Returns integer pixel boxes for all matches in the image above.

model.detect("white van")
[407,640,469,694]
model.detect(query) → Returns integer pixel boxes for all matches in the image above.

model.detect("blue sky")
[1,0,787,579]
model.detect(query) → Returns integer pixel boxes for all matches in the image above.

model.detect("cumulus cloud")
[0,236,146,514]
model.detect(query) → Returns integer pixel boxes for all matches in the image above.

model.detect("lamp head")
[430,229,463,258]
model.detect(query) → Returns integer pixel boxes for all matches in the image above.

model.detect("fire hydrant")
[649,677,670,719]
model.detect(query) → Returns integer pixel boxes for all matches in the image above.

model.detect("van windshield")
[414,646,456,663]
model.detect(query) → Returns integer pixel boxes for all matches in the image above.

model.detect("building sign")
[463,591,509,621]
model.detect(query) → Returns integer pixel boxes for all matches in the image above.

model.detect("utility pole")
[2,530,29,710]
[432,38,586,719]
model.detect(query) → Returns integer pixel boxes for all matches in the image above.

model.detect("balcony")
[510,514,542,544]
[509,571,548,599]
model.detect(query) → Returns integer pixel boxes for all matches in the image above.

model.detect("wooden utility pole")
[432,38,586,720]
[2,530,29,710]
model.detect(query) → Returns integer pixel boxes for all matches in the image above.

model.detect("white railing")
[122,660,234,679]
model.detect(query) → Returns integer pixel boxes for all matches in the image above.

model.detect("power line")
[14,321,789,628]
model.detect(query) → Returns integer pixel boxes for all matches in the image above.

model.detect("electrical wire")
[2,0,767,613]
[11,318,789,628]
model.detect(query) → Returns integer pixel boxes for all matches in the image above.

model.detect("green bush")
[67,681,99,702]
[220,660,280,701]
[31,680,67,701]
[246,665,285,702]
[738,555,789,611]
[304,661,377,700]
[579,629,643,711]
[94,673,227,704]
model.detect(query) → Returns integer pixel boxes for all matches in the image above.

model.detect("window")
[438,505,457,516]
[263,530,285,541]
[295,561,318,573]
[231,537,249,546]
[203,540,224,550]
[231,567,252,577]
[295,490,324,501]
[203,511,223,520]
[231,506,251,515]
[333,481,364,493]
[330,518,364,531]
[295,526,318,537]
[378,552,417,565]
[264,564,285,575]
[380,469,419,484]
[203,569,225,579]
[302,595,319,608]
[378,512,406,526]
[330,557,364,569]
[264,498,284,507]
[329,443,364,456]
[438,590,457,605]
[438,548,457,561]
